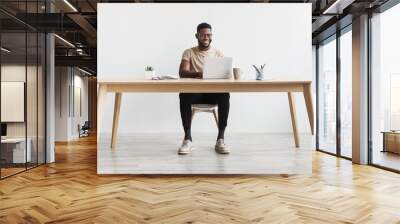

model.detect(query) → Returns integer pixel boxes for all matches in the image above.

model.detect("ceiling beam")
[55,55,96,69]
[67,13,97,45]
[322,0,356,14]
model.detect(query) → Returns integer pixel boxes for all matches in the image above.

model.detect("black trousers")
[179,93,230,138]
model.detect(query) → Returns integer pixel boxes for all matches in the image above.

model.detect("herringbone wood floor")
[1,135,400,224]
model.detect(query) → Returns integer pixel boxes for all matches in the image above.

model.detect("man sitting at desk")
[178,22,230,155]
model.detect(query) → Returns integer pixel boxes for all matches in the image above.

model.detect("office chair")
[78,121,90,138]
[191,104,218,127]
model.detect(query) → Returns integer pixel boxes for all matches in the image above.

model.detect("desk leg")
[288,92,300,148]
[303,84,315,135]
[111,92,122,149]
[97,84,108,141]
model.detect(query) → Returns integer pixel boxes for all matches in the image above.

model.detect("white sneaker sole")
[215,146,230,154]
[178,147,193,155]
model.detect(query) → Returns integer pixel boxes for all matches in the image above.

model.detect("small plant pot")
[145,70,155,79]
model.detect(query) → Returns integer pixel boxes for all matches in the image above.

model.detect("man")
[178,22,230,155]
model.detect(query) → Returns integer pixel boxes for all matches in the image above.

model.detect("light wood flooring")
[1,167,26,178]
[372,151,400,171]
[1,135,400,223]
[98,133,312,174]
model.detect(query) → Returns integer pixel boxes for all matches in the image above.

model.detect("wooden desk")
[97,79,314,149]
[382,131,400,154]
[1,138,32,163]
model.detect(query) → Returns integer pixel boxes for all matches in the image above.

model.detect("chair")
[78,121,90,138]
[191,104,219,126]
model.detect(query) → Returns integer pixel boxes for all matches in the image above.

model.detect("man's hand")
[179,60,202,79]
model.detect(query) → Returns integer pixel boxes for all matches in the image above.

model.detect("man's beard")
[198,39,212,49]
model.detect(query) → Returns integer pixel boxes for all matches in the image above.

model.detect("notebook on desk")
[151,75,178,80]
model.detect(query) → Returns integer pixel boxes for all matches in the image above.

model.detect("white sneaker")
[178,140,193,155]
[215,139,230,154]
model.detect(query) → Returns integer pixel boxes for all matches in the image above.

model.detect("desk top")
[1,138,27,143]
[99,78,312,93]
[381,131,400,134]
[98,78,312,85]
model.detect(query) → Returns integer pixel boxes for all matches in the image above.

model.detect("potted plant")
[144,66,155,79]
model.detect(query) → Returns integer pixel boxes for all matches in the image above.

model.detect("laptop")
[202,57,233,79]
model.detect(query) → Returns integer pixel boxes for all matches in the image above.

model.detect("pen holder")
[252,64,265,80]
[256,70,264,80]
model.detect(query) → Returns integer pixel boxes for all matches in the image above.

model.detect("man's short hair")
[197,23,212,33]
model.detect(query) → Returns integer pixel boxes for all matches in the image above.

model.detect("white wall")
[55,67,89,141]
[70,73,89,138]
[1,65,36,137]
[1,64,46,164]
[98,3,313,134]
[55,67,69,141]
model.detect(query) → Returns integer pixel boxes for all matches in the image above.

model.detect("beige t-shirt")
[181,47,224,72]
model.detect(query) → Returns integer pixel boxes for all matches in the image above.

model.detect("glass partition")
[27,30,38,169]
[340,29,352,158]
[0,1,46,179]
[370,3,400,171]
[317,36,337,154]
[1,31,28,177]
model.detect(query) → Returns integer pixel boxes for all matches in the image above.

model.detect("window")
[317,36,337,154]
[370,3,400,171]
[390,74,400,130]
[317,26,353,159]
[340,29,352,158]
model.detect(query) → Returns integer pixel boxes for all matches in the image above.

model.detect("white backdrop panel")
[98,3,312,134]
[1,82,25,122]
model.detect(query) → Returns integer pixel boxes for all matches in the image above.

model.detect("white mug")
[233,68,242,80]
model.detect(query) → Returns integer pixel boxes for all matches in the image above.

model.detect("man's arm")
[179,60,202,79]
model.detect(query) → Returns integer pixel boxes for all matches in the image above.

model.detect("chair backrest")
[82,121,90,129]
